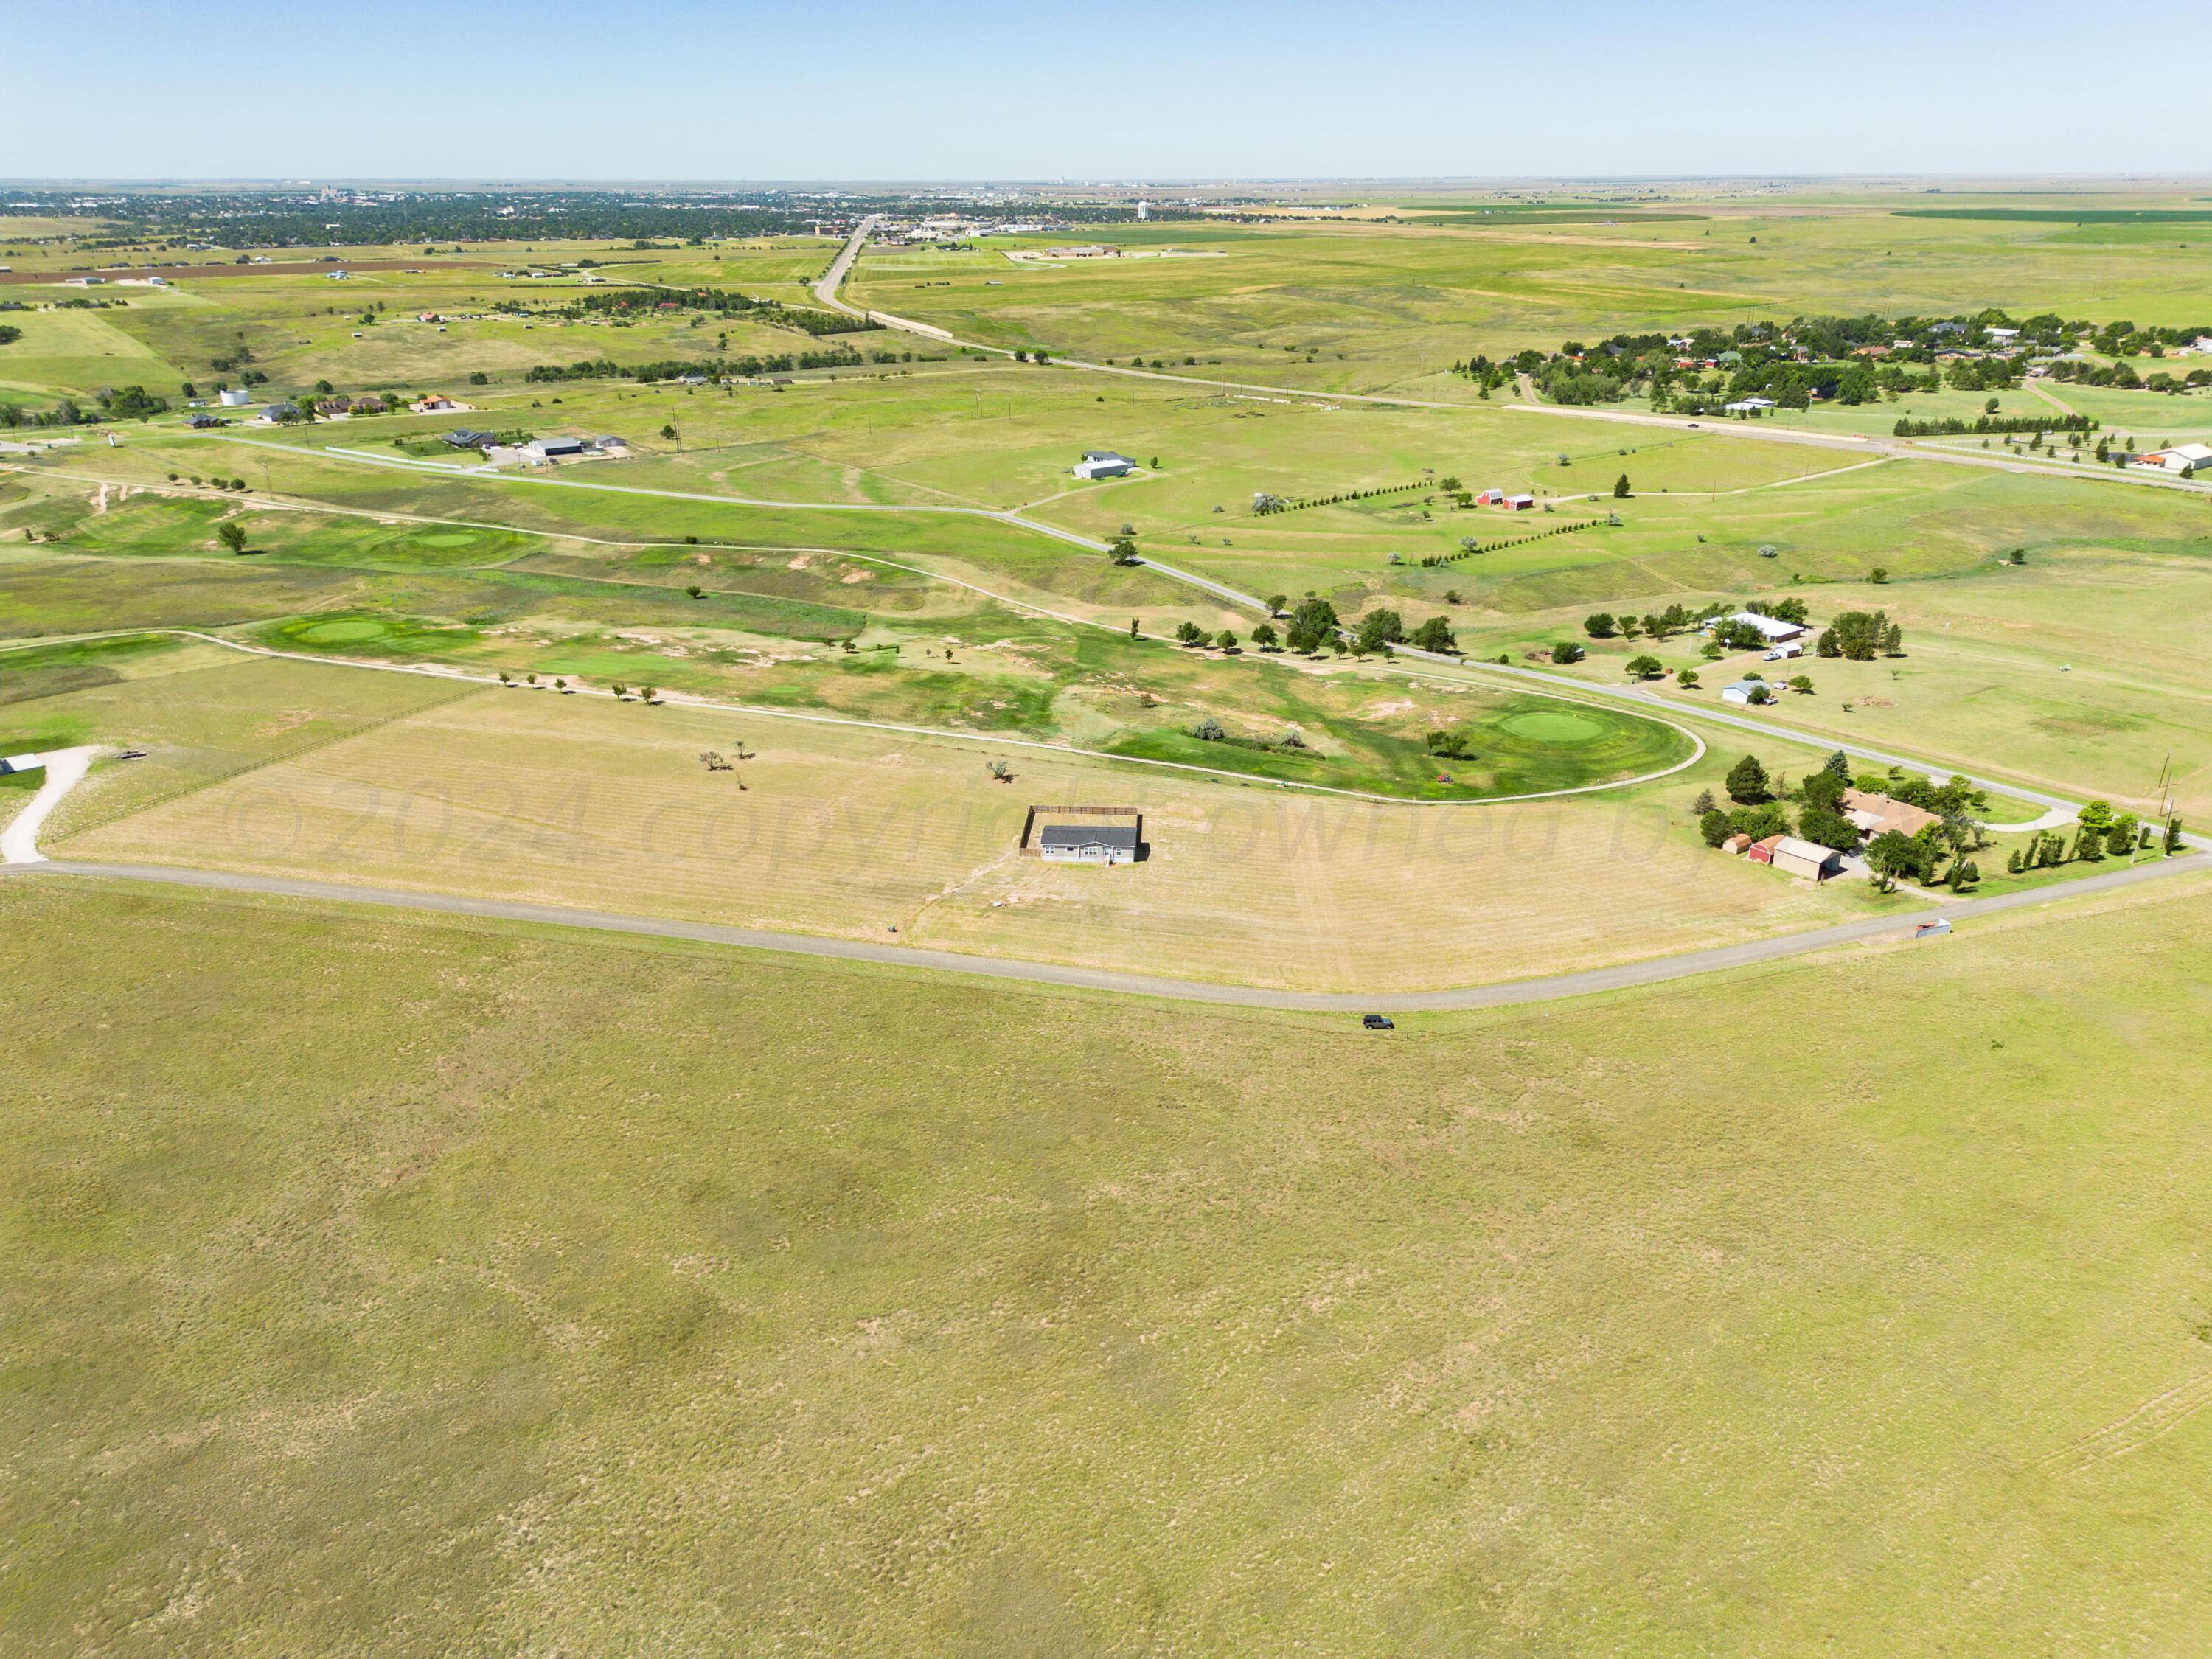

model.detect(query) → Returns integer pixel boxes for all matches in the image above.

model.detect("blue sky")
[4,0,2206,183]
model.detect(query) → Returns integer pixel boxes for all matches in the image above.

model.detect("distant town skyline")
[7,0,2205,183]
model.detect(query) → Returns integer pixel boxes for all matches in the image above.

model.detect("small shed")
[1755,835,1841,880]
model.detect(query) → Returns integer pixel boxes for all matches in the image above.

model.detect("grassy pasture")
[847,204,2212,394]
[1,643,475,841]
[49,666,1825,995]
[6,873,2212,1652]
[80,240,843,395]
[0,549,370,637]
[0,298,189,397]
[1641,551,2212,816]
[16,373,2209,822]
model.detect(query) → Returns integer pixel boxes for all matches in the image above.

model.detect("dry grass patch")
[60,672,1848,993]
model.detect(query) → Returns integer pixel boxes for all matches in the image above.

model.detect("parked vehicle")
[1362,1013,1394,1030]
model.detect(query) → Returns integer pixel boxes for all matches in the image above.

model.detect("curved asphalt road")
[1,854,2197,1012]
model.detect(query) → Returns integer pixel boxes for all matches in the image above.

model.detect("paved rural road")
[1130,554,1275,612]
[2,855,2198,1012]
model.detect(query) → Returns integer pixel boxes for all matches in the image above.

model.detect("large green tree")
[1725,754,1772,804]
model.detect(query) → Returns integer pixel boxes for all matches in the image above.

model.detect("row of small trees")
[1253,480,1435,515]
[1422,515,1605,566]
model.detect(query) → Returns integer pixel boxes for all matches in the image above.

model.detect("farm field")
[845,203,2212,392]
[38,658,1830,995]
[7,869,2212,1653]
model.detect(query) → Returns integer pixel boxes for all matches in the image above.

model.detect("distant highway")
[813,216,882,315]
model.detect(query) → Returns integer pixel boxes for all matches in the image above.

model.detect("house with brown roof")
[1843,789,1941,840]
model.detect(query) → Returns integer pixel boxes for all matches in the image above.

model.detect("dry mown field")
[58,669,1851,992]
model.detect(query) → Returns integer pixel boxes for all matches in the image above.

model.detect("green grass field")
[5,872,2212,1654]
[11,184,2212,1650]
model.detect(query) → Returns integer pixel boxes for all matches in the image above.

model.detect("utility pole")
[2144,752,2177,861]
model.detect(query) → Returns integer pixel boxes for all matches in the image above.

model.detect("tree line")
[1423,516,1604,566]
[525,347,867,383]
[1893,412,2096,437]
[537,286,880,338]
[1251,480,1432,515]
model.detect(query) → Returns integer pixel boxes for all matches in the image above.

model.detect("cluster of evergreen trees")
[1581,602,1718,641]
[1444,307,2187,414]
[0,383,167,428]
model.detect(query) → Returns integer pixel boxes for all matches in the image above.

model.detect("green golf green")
[294,619,387,644]
[1498,708,1612,743]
